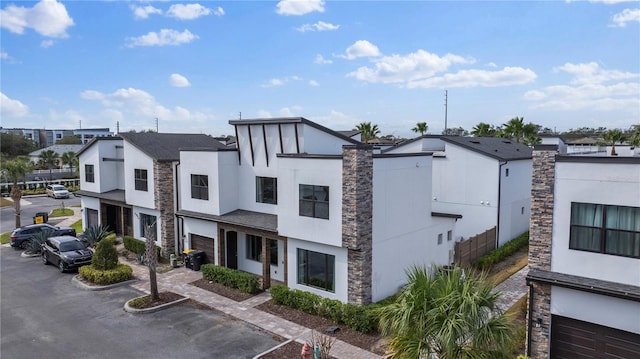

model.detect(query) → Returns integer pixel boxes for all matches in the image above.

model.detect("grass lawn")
[1,197,13,208]
[0,232,10,245]
[71,219,83,234]
[486,247,528,286]
[49,208,74,217]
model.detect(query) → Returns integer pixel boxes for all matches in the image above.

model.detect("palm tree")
[39,149,59,180]
[628,125,640,148]
[1,157,33,228]
[60,151,76,175]
[602,129,625,156]
[471,122,495,137]
[502,117,525,143]
[377,265,515,359]
[355,122,381,143]
[412,122,428,136]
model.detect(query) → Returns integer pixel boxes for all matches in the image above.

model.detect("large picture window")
[139,213,157,239]
[570,202,640,258]
[191,174,209,200]
[85,164,94,183]
[299,184,329,219]
[297,249,335,292]
[256,177,277,204]
[134,169,148,191]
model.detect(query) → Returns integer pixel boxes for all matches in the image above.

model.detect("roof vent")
[470,140,481,144]
[502,140,512,144]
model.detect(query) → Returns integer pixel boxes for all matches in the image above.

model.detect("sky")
[1,0,639,139]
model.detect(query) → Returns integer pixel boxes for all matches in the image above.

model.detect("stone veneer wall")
[342,145,373,305]
[526,148,557,358]
[153,161,176,258]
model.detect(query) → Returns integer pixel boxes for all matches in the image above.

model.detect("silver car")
[46,184,70,199]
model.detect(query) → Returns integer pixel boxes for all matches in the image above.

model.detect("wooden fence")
[454,226,497,267]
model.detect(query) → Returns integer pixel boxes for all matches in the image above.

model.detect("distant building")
[1,127,113,147]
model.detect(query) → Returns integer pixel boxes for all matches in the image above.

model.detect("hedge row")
[476,231,529,270]
[269,285,378,333]
[123,236,161,258]
[201,264,261,294]
[79,263,133,285]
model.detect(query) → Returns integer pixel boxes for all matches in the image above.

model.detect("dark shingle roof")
[442,136,532,161]
[118,132,229,161]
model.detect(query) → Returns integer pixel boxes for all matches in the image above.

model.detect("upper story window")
[134,169,148,191]
[570,202,640,258]
[299,184,329,220]
[85,164,95,183]
[256,176,277,204]
[191,174,209,200]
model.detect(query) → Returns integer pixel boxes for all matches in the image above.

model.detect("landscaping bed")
[190,278,257,302]
[258,340,336,359]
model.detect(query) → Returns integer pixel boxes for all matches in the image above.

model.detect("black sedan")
[10,223,76,249]
[41,236,93,273]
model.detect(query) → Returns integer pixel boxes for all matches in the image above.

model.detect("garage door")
[190,234,214,264]
[551,315,640,359]
[86,209,99,229]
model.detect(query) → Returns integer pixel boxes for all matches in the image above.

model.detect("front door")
[226,231,237,270]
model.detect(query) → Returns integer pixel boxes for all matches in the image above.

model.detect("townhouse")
[385,135,533,247]
[175,117,457,304]
[526,145,640,358]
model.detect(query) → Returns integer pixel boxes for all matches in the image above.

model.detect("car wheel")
[20,241,29,250]
[42,252,48,265]
[58,260,66,273]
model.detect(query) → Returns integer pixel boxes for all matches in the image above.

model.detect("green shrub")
[201,264,261,294]
[269,285,290,305]
[317,297,343,323]
[82,224,112,248]
[341,303,377,333]
[92,238,118,270]
[291,289,320,315]
[123,235,160,257]
[79,263,133,285]
[477,231,529,270]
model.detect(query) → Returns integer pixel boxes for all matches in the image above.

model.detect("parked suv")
[10,223,76,249]
[42,236,93,272]
[46,184,70,199]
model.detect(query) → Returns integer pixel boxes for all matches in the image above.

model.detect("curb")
[252,338,293,359]
[72,275,139,291]
[124,294,190,314]
[20,251,40,258]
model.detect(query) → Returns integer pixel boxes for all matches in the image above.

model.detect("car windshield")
[60,241,85,252]
[53,185,66,190]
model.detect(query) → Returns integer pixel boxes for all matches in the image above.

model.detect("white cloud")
[347,49,475,84]
[406,67,537,89]
[279,106,302,117]
[0,92,30,118]
[611,8,640,27]
[309,80,319,86]
[486,62,498,68]
[296,21,340,32]
[167,4,214,20]
[126,29,198,47]
[314,54,332,64]
[214,7,225,16]
[131,5,162,20]
[276,0,325,15]
[587,0,637,4]
[256,110,272,118]
[0,52,8,59]
[554,62,639,84]
[40,39,54,48]
[169,73,191,87]
[0,0,74,38]
[260,76,303,87]
[338,40,381,60]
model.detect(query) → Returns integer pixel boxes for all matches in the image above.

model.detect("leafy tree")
[471,122,496,137]
[626,125,640,148]
[523,134,542,146]
[39,149,59,180]
[1,132,38,158]
[442,127,468,136]
[355,122,381,143]
[602,129,625,156]
[502,117,525,143]
[377,265,515,359]
[60,151,76,175]
[412,122,428,136]
[92,238,119,271]
[1,157,33,228]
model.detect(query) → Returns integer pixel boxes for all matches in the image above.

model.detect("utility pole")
[239,112,242,120]
[155,117,159,133]
[444,90,448,135]
[116,121,120,134]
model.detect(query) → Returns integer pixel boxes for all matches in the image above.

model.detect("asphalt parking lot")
[0,245,282,359]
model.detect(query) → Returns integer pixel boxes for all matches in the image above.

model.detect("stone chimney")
[529,145,558,271]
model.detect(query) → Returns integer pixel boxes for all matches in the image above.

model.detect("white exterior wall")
[497,159,532,246]
[372,154,456,301]
[551,287,640,334]
[277,157,343,247]
[123,144,155,210]
[132,206,161,246]
[287,237,349,302]
[183,217,218,262]
[432,146,499,240]
[79,139,124,193]
[217,152,239,214]
[234,232,285,282]
[301,125,352,155]
[551,161,640,286]
[80,196,101,232]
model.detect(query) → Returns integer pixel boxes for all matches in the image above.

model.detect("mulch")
[259,340,337,359]
[130,291,185,308]
[189,278,257,302]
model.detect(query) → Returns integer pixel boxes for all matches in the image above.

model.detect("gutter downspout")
[174,162,181,255]
[497,160,507,248]
[526,278,534,358]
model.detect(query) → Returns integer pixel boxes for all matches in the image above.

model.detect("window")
[570,202,640,258]
[139,213,157,239]
[505,168,510,177]
[256,177,277,204]
[85,164,94,183]
[438,233,443,245]
[299,184,329,219]
[191,174,209,200]
[297,249,335,292]
[134,169,148,191]
[270,240,278,265]
[447,230,453,241]
[246,235,262,262]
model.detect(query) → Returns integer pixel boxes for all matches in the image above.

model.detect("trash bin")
[33,212,48,224]
[183,249,195,270]
[190,250,205,271]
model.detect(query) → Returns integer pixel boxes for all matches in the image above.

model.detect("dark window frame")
[134,169,148,192]
[569,202,640,259]
[246,235,262,262]
[190,174,209,200]
[139,213,157,239]
[299,184,329,220]
[256,176,278,204]
[85,164,95,183]
[297,248,335,292]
